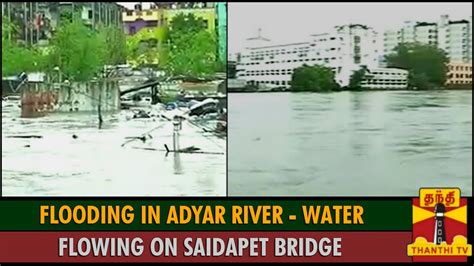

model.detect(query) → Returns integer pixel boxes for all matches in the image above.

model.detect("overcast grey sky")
[229,2,472,54]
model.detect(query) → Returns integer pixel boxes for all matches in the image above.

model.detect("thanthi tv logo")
[407,188,471,262]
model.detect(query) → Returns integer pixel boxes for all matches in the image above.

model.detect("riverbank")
[228,87,473,93]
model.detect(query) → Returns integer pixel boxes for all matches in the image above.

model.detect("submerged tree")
[348,66,368,90]
[291,64,340,92]
[45,21,106,81]
[385,43,449,89]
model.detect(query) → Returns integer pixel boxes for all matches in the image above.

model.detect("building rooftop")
[246,28,271,42]
[336,24,370,30]
[415,22,437,27]
[449,19,469,25]
[310,33,330,37]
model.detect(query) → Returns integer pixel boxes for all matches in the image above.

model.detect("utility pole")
[90,2,94,29]
[23,2,27,45]
[36,2,39,44]
[30,2,34,46]
[98,87,103,129]
[98,66,107,130]
[7,2,11,40]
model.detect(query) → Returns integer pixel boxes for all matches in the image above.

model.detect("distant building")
[228,60,237,79]
[122,7,165,35]
[360,68,409,90]
[446,62,472,86]
[1,2,124,46]
[122,2,222,67]
[383,15,472,63]
[236,25,405,89]
[122,2,217,35]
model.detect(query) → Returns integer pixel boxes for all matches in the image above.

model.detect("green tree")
[348,66,368,90]
[2,19,43,77]
[385,43,449,89]
[167,13,217,76]
[168,30,217,76]
[100,26,127,66]
[168,13,205,42]
[45,20,106,81]
[290,64,340,92]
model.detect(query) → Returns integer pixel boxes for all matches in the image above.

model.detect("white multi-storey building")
[383,15,472,63]
[237,24,408,89]
[360,68,408,89]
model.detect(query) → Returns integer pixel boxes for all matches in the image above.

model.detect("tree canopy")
[291,64,340,92]
[168,13,207,42]
[124,13,218,76]
[3,17,128,81]
[168,29,217,76]
[166,13,218,76]
[2,19,43,77]
[45,21,107,82]
[348,66,368,90]
[100,26,127,66]
[385,43,449,89]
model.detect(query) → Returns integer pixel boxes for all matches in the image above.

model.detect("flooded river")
[2,104,226,196]
[228,90,472,196]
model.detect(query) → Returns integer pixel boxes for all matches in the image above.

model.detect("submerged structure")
[236,25,409,90]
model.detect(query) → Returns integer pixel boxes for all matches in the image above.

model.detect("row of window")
[240,71,293,77]
[242,57,339,65]
[245,43,380,59]
[449,80,472,84]
[240,67,340,77]
[252,80,291,86]
[384,33,469,43]
[370,72,407,76]
[251,80,410,87]
[249,47,309,56]
[125,10,155,16]
[362,80,407,85]
[315,37,338,42]
[246,77,410,85]
[448,73,473,79]
[245,50,307,58]
[246,39,375,57]
[247,48,342,59]
[449,66,472,71]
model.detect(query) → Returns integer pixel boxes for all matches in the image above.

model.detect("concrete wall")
[20,80,120,118]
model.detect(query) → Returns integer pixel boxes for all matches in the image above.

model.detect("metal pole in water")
[172,116,182,151]
[98,85,103,129]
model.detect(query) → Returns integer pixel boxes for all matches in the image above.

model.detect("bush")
[291,64,340,92]
[385,43,448,89]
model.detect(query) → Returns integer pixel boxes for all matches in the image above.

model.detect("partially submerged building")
[1,2,124,46]
[236,25,408,89]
